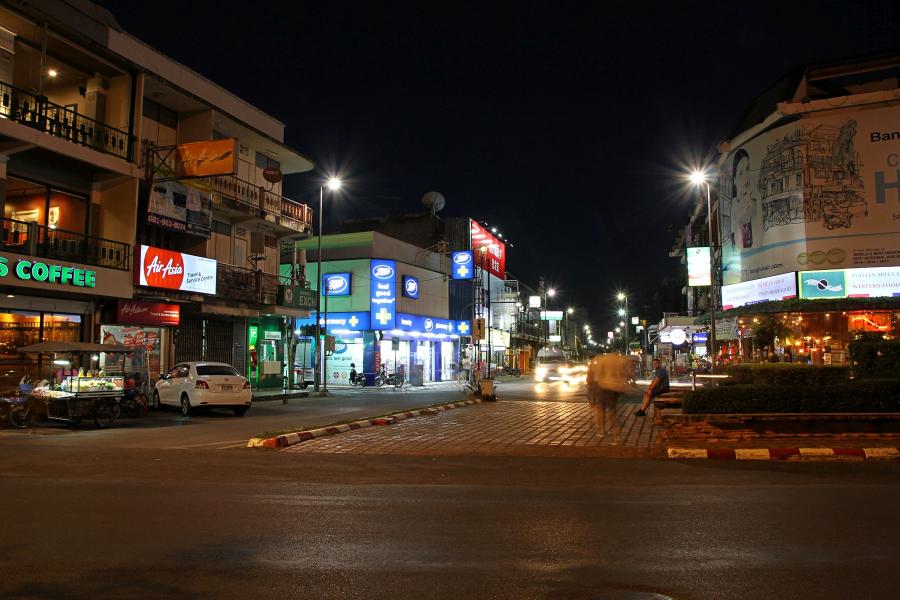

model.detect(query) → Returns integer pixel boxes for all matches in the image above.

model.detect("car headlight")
[535,367,548,380]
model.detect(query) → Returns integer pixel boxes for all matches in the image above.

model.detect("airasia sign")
[136,245,216,295]
[117,300,181,326]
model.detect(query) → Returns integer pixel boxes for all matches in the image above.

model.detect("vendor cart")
[17,341,132,428]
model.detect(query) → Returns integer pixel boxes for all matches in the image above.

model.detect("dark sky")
[104,0,900,330]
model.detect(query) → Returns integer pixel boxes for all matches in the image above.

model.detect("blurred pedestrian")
[587,353,630,442]
[634,357,669,416]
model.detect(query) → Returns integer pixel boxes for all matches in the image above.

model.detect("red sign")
[470,220,506,279]
[117,300,181,326]
[136,245,217,295]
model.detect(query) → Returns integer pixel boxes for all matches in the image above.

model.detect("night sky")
[104,0,900,330]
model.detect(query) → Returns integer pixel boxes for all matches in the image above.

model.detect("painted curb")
[247,399,482,449]
[667,447,900,460]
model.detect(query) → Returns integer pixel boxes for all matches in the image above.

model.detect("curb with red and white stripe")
[667,447,900,460]
[247,399,482,449]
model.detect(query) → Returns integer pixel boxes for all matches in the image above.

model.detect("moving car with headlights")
[534,348,587,384]
[152,362,251,416]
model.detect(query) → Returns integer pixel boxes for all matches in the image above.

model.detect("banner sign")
[719,105,900,285]
[470,220,506,279]
[0,256,95,288]
[540,310,563,321]
[296,312,370,333]
[721,272,798,309]
[322,272,351,296]
[116,300,180,326]
[402,275,420,299]
[451,251,474,279]
[370,259,397,329]
[687,246,711,287]
[136,245,217,295]
[175,138,237,178]
[148,181,212,238]
[800,266,900,299]
[528,295,542,308]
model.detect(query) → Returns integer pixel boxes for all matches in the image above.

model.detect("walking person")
[587,353,630,442]
[634,357,669,417]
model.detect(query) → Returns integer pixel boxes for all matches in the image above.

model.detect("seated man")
[634,357,669,417]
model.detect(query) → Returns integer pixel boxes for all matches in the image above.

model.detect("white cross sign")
[375,307,392,326]
[348,315,359,327]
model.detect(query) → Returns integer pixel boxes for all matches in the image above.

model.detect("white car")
[152,362,251,416]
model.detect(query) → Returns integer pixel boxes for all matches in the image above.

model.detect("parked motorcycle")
[377,366,404,388]
[120,387,149,418]
[349,364,366,387]
[0,394,29,429]
[508,366,522,377]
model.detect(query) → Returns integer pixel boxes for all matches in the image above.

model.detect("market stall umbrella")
[17,341,132,354]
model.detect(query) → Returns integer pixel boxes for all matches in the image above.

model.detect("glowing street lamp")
[688,168,717,372]
[315,176,343,392]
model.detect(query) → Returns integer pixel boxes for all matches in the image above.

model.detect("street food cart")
[17,341,132,428]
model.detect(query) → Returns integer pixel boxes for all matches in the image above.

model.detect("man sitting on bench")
[634,357,669,417]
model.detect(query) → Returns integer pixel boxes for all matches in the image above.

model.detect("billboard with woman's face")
[719,103,900,285]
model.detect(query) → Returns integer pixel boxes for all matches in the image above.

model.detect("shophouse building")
[683,49,900,364]
[290,231,469,386]
[0,1,314,391]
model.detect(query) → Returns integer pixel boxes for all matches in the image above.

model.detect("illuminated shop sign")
[451,251,474,280]
[297,312,370,333]
[402,276,419,299]
[136,245,216,295]
[322,272,351,296]
[0,257,96,287]
[470,220,506,279]
[800,266,900,299]
[721,272,798,309]
[687,247,711,287]
[117,300,180,326]
[370,259,396,329]
[395,313,465,336]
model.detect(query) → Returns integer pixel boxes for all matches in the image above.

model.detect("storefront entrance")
[248,318,284,390]
[0,309,82,389]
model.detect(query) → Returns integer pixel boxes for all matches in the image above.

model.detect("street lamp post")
[690,170,717,373]
[565,307,574,352]
[543,287,556,347]
[314,177,342,393]
[617,292,628,354]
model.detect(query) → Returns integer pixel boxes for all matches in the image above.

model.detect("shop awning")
[17,341,132,353]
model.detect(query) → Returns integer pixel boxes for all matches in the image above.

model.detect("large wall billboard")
[719,103,900,285]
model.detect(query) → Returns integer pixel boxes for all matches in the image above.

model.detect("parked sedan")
[152,362,251,416]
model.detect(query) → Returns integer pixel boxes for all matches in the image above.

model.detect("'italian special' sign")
[136,245,217,295]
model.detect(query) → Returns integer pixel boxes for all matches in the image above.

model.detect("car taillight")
[243,381,251,389]
[196,380,210,389]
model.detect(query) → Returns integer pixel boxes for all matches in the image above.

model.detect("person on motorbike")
[349,363,364,386]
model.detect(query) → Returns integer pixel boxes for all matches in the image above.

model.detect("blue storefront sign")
[395,312,470,336]
[451,251,474,280]
[297,311,370,333]
[370,259,397,329]
[322,272,351,296]
[691,332,708,344]
[402,275,419,299]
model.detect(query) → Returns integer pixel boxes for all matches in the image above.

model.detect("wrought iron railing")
[206,174,312,234]
[0,218,130,271]
[216,263,281,304]
[0,80,132,161]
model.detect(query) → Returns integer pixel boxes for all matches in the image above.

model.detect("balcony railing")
[0,80,132,161]
[207,174,313,234]
[0,218,131,271]
[216,263,281,304]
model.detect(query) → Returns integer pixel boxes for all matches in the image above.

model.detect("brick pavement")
[283,398,661,457]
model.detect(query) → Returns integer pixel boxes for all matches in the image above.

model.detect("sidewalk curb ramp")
[246,399,483,449]
[667,447,900,460]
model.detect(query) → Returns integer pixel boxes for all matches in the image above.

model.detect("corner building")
[710,50,900,363]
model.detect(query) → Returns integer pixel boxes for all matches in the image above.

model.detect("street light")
[617,292,629,354]
[315,176,342,393]
[689,169,717,373]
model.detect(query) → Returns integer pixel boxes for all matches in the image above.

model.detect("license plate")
[220,385,234,391]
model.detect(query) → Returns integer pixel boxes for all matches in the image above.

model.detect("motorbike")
[508,366,521,377]
[0,394,29,429]
[349,369,366,387]
[120,387,149,418]
[377,367,404,388]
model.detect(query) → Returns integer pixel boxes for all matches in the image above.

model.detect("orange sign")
[176,139,237,178]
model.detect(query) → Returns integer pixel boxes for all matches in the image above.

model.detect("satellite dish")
[421,191,446,214]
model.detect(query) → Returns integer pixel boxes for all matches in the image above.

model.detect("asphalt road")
[3,379,898,599]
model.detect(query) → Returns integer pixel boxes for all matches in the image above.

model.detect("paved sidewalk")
[284,399,660,457]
